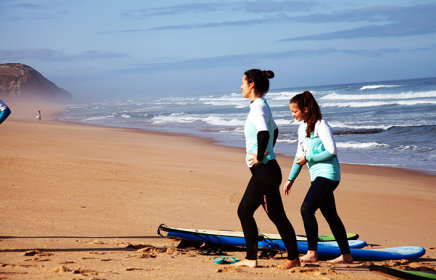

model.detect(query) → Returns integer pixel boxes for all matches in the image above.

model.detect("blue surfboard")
[0,99,11,124]
[258,237,425,261]
[166,231,367,252]
[158,225,366,252]
[158,224,358,242]
[159,225,425,261]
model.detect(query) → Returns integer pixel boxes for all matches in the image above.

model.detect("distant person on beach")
[284,90,353,264]
[233,69,300,270]
[36,110,41,121]
[0,99,11,124]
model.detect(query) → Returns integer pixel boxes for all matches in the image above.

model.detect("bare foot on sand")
[328,254,353,264]
[231,259,257,268]
[299,250,318,263]
[275,259,301,270]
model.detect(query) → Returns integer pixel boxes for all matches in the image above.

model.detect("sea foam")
[360,84,402,90]
[336,142,390,149]
[321,90,436,100]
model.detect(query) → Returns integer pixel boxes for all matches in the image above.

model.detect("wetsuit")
[0,99,11,124]
[288,120,350,255]
[238,98,299,260]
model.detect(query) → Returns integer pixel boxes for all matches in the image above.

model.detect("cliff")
[0,63,72,101]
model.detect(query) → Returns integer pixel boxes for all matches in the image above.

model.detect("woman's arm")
[288,157,302,182]
[306,120,337,163]
[256,130,269,162]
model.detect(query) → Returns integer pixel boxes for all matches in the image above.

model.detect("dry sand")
[0,102,435,279]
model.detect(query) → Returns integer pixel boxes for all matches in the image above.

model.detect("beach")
[0,102,435,279]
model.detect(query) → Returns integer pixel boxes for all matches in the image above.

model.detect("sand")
[0,102,435,279]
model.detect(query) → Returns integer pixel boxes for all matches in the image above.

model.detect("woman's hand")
[283,180,293,196]
[296,156,307,165]
[247,152,267,167]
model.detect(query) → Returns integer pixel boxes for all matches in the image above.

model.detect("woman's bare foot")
[231,259,257,268]
[275,259,301,270]
[299,250,318,262]
[328,253,353,264]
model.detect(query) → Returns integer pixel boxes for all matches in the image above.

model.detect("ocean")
[60,76,436,175]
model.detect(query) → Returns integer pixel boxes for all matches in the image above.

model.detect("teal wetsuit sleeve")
[305,150,335,163]
[288,124,305,181]
[288,157,302,182]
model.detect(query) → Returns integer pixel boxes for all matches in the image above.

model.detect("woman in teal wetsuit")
[284,90,353,264]
[233,69,300,270]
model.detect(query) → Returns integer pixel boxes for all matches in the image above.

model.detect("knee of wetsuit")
[237,204,248,221]
[300,202,315,217]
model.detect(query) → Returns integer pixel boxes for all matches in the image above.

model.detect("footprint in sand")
[126,267,143,271]
[229,193,240,204]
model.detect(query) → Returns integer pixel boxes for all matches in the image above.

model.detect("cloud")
[283,5,397,23]
[110,45,431,75]
[282,23,435,41]
[98,29,146,35]
[62,51,129,61]
[281,5,436,41]
[10,3,44,9]
[141,3,436,40]
[150,18,269,31]
[123,0,315,18]
[0,49,129,61]
[0,49,57,61]
[122,2,225,18]
[0,1,65,22]
[242,0,316,13]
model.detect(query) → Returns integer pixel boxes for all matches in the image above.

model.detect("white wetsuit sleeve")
[317,120,337,155]
[305,120,337,163]
[250,101,269,132]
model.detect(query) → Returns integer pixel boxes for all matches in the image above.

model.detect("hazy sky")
[1,0,436,100]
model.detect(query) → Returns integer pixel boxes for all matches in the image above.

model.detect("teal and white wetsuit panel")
[288,119,340,182]
[244,98,276,167]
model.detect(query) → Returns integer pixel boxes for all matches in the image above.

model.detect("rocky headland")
[0,63,72,102]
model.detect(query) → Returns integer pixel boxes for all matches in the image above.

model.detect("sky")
[1,0,436,100]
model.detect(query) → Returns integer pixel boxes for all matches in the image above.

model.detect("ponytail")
[290,91,322,137]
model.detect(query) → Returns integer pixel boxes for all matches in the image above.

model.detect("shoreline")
[75,122,436,177]
[52,102,436,176]
[1,102,435,279]
[61,118,436,177]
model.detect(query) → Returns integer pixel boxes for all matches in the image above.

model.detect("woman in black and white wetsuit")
[232,69,300,270]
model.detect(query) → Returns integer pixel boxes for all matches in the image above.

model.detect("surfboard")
[369,265,436,280]
[158,225,425,261]
[158,225,366,252]
[158,224,358,242]
[0,99,11,125]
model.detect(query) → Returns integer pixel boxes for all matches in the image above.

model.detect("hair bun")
[263,70,274,79]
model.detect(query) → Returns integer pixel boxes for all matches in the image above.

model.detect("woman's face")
[290,102,308,122]
[241,75,252,99]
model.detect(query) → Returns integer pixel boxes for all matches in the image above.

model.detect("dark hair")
[290,90,322,138]
[244,69,274,96]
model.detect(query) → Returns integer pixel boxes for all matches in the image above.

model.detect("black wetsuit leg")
[300,176,350,254]
[237,159,299,260]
